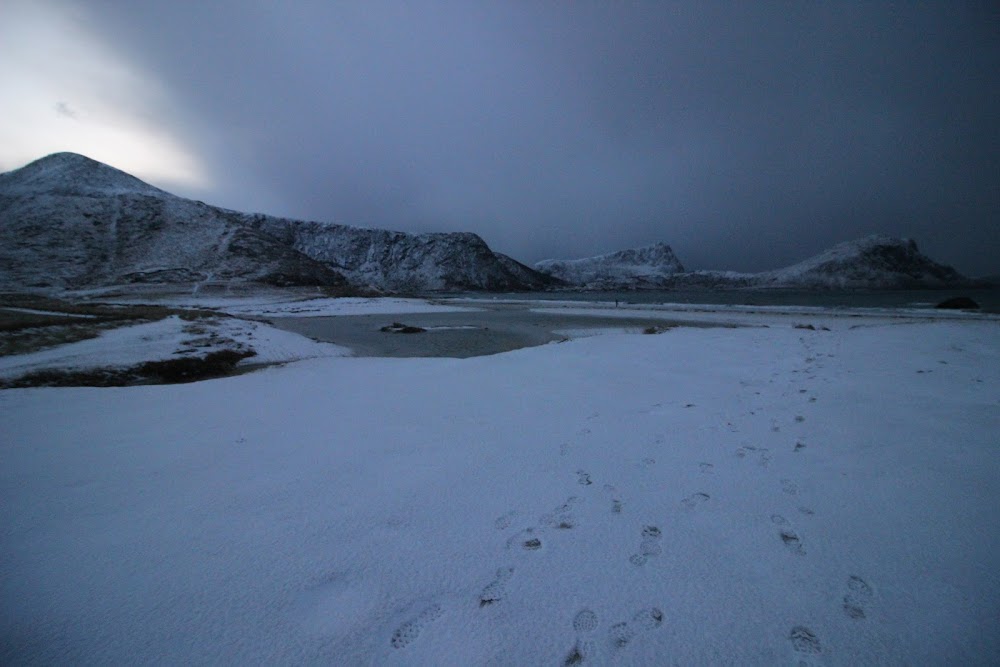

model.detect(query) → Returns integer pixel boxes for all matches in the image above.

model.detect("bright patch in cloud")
[0,0,208,188]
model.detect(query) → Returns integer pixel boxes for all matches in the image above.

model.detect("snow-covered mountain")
[537,236,971,290]
[534,242,685,289]
[0,153,554,292]
[247,217,557,292]
[755,235,969,289]
[0,153,347,290]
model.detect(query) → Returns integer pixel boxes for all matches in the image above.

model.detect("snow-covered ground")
[0,315,348,383]
[2,306,999,664]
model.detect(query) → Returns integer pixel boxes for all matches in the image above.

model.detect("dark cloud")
[85,1,998,274]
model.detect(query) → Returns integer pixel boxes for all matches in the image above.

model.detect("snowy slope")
[757,235,969,289]
[2,316,998,664]
[0,151,169,198]
[535,242,685,289]
[0,154,346,290]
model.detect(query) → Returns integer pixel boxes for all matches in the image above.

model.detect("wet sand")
[269,306,732,358]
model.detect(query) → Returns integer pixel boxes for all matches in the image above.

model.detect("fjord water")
[450,287,1000,313]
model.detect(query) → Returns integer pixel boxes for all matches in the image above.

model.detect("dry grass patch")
[0,294,223,356]
[0,348,257,389]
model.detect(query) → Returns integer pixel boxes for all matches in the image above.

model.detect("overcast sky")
[1,1,997,274]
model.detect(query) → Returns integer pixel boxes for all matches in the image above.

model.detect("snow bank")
[2,319,998,664]
[0,315,347,382]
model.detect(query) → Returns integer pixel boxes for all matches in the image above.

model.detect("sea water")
[447,287,1000,314]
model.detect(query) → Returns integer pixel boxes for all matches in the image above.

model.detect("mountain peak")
[760,235,965,288]
[534,242,685,287]
[0,152,167,198]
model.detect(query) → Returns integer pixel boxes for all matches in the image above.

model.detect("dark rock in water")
[935,297,980,310]
[380,322,426,333]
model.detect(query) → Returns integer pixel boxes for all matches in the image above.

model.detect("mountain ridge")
[0,153,975,294]
[535,235,974,290]
[0,153,555,293]
[535,242,685,289]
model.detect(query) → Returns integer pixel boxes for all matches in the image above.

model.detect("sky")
[1,1,997,275]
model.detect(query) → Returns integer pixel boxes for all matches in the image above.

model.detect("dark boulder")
[935,297,980,310]
[380,322,426,333]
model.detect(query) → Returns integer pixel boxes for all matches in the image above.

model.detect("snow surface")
[2,313,999,664]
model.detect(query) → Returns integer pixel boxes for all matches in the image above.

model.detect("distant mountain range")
[0,152,978,294]
[0,153,555,293]
[536,236,975,290]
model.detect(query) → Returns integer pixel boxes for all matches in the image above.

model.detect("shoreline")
[268,308,740,359]
[2,293,997,386]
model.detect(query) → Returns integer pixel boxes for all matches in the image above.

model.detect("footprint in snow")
[772,515,805,555]
[479,567,515,607]
[699,462,715,473]
[630,525,663,564]
[576,470,593,486]
[390,603,444,649]
[494,510,518,530]
[736,446,771,468]
[608,607,664,651]
[573,608,599,633]
[540,497,579,530]
[681,492,710,509]
[564,609,599,665]
[781,479,799,495]
[789,626,822,665]
[603,485,624,514]
[642,525,662,538]
[843,575,874,619]
[506,527,544,552]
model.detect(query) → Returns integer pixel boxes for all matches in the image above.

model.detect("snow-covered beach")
[2,297,999,665]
